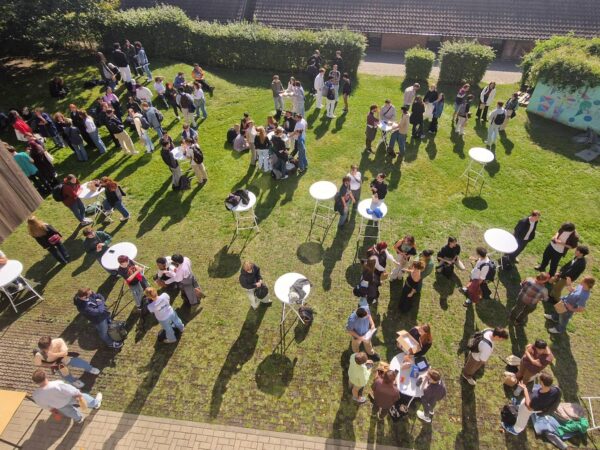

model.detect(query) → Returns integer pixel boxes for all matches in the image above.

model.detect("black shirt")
[530,386,561,413]
[423,90,438,103]
[370,180,387,200]
[438,244,461,260]
[112,49,129,68]
[558,257,586,281]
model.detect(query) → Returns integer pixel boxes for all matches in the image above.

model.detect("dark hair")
[117,255,129,264]
[37,336,52,350]
[559,222,576,232]
[32,369,46,384]
[476,247,487,257]
[355,352,368,365]
[401,106,409,113]
[156,257,167,265]
[82,227,94,237]
[342,176,350,183]
[421,249,434,257]
[370,104,378,112]
[539,372,553,386]
[356,307,368,318]
[492,327,509,339]
[113,42,121,49]
[428,368,441,382]
[383,370,397,384]
[576,245,589,256]
[534,339,548,349]
[171,254,184,265]
[497,101,504,107]
[377,173,386,180]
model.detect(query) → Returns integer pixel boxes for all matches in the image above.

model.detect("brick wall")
[381,34,428,51]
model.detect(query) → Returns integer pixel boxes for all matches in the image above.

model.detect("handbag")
[554,301,568,314]
[47,234,62,245]
[255,285,269,300]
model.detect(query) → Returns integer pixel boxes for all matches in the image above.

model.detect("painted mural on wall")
[527,82,600,133]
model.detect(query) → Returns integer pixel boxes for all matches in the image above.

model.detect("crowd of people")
[0,43,594,447]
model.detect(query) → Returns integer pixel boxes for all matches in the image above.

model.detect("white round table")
[484,228,518,254]
[389,353,423,398]
[309,181,337,201]
[378,121,397,147]
[171,146,187,161]
[0,260,23,288]
[101,242,138,271]
[357,199,388,221]
[0,260,43,313]
[468,147,495,164]
[356,199,388,243]
[230,191,259,233]
[231,191,257,213]
[274,272,311,324]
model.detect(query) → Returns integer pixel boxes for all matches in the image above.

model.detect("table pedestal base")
[232,209,259,234]
[1,277,43,313]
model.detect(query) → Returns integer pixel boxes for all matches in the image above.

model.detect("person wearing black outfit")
[123,40,141,77]
[308,49,322,69]
[160,134,182,188]
[510,210,541,262]
[27,216,69,264]
[68,104,95,148]
[370,173,388,201]
[549,245,588,301]
[436,236,465,278]
[239,261,271,310]
[26,135,57,188]
[73,287,123,349]
[410,95,425,139]
[112,42,132,83]
[333,50,343,72]
[408,324,432,357]
[535,222,579,276]
[49,77,69,99]
[270,127,289,179]
[359,257,380,306]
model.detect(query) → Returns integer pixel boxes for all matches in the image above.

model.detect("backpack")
[482,260,497,281]
[51,184,64,202]
[494,112,506,125]
[108,320,128,342]
[225,194,241,210]
[175,176,191,191]
[155,109,164,122]
[298,306,314,325]
[140,116,150,130]
[501,404,518,426]
[467,329,492,352]
[326,86,335,101]
[234,189,250,205]
[192,145,204,164]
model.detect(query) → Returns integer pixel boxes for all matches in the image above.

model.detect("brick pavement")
[0,400,408,450]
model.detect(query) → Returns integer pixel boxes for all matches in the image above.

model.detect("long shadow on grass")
[331,349,359,442]
[549,333,579,402]
[322,221,356,291]
[209,306,267,418]
[101,339,181,450]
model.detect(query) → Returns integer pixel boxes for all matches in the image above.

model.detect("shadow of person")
[457,302,476,357]
[387,158,403,192]
[330,349,359,442]
[255,354,297,397]
[313,114,333,140]
[207,245,241,279]
[367,409,386,448]
[380,279,407,361]
[454,378,480,450]
[17,415,72,449]
[136,177,172,222]
[231,164,256,192]
[425,138,437,160]
[450,131,466,159]
[475,297,507,327]
[414,420,433,450]
[474,120,488,141]
[24,257,64,289]
[306,107,321,127]
[508,323,529,359]
[404,137,423,163]
[484,158,500,177]
[549,333,579,402]
[71,254,98,277]
[499,131,515,155]
[331,113,347,133]
[432,272,460,310]
[321,219,356,291]
[102,338,181,450]
[209,306,267,418]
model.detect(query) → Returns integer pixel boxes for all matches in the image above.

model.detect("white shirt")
[523,219,536,241]
[33,380,79,410]
[472,330,494,362]
[551,231,572,253]
[347,171,362,191]
[154,82,166,95]
[314,73,324,90]
[192,88,205,101]
[136,86,153,103]
[84,116,97,133]
[471,257,490,281]
[147,293,174,321]
[403,86,416,106]
[166,257,193,283]
[294,119,307,136]
[479,86,496,106]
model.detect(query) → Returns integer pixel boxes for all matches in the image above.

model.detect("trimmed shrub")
[438,40,495,86]
[404,47,435,81]
[100,6,366,74]
[521,36,600,90]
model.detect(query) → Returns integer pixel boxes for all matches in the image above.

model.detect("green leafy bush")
[100,6,366,74]
[521,36,600,90]
[404,47,435,81]
[438,40,495,85]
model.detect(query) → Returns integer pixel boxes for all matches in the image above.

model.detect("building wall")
[501,40,535,59]
[381,34,428,52]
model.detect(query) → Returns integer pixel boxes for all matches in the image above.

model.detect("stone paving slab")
[0,400,408,450]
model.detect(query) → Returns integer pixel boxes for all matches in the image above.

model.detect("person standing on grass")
[27,215,70,264]
[423,84,439,120]
[510,210,541,263]
[123,40,140,77]
[33,336,100,389]
[364,104,379,154]
[399,261,424,313]
[484,101,506,147]
[461,327,508,386]
[293,81,306,117]
[97,52,117,89]
[239,261,272,310]
[403,82,420,108]
[513,340,554,396]
[333,50,344,72]
[135,83,153,106]
[428,93,444,134]
[160,133,182,187]
[32,107,64,148]
[165,82,181,119]
[25,134,57,188]
[436,236,466,277]
[535,222,579,276]
[105,108,138,155]
[112,42,132,83]
[294,113,308,173]
[313,69,325,109]
[380,99,397,123]
[372,368,400,416]
[329,64,341,101]
[387,106,409,159]
[181,123,198,143]
[501,92,519,131]
[7,144,49,195]
[191,64,214,94]
[153,76,169,109]
[348,352,373,404]
[134,41,152,82]
[549,245,588,302]
[165,254,204,306]
[63,119,88,162]
[82,227,112,270]
[416,368,447,423]
[141,102,163,139]
[99,177,130,222]
[78,110,107,155]
[341,73,351,113]
[117,255,149,309]
[62,175,92,226]
[346,306,380,361]
[461,247,492,307]
[509,273,550,326]
[183,138,208,185]
[452,83,470,123]
[476,82,497,121]
[335,176,355,229]
[324,76,336,119]
[144,287,185,344]
[73,288,123,349]
[271,75,285,118]
[192,82,208,120]
[410,96,425,139]
[347,164,362,204]
[455,94,474,136]
[31,369,102,424]
[101,88,122,118]
[177,87,196,128]
[128,108,154,153]
[546,276,595,334]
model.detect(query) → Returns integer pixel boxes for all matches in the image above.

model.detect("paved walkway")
[0,400,406,450]
[358,51,522,84]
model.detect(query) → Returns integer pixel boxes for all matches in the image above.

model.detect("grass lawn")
[0,55,598,450]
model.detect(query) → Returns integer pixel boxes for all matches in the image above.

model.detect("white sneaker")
[163,339,177,344]
[544,314,558,322]
[89,367,100,375]
[417,410,431,423]
[94,392,103,409]
[548,327,561,334]
[72,380,85,389]
[462,374,476,386]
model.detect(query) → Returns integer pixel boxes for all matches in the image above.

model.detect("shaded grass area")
[0,55,598,450]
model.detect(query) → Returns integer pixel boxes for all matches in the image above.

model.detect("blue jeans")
[141,133,154,152]
[141,64,152,81]
[51,134,65,148]
[94,319,115,346]
[73,144,88,161]
[487,124,500,145]
[57,393,98,421]
[48,243,70,264]
[158,311,184,341]
[69,199,86,222]
[388,132,407,156]
[153,126,163,139]
[88,129,107,154]
[129,278,148,308]
[338,199,352,226]
[103,199,130,219]
[194,98,208,119]
[555,311,574,333]
[274,96,284,111]
[61,357,94,384]
[297,137,308,170]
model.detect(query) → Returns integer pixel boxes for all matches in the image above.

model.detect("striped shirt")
[518,278,548,305]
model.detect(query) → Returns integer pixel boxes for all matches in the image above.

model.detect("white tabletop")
[274,272,311,304]
[101,242,138,271]
[378,122,397,132]
[267,131,289,142]
[389,353,423,398]
[484,228,519,254]
[78,182,104,200]
[231,191,257,212]
[171,146,187,161]
[468,147,495,164]
[309,181,337,201]
[357,199,388,221]
[0,260,23,288]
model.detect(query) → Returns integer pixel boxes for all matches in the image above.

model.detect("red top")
[61,180,80,207]
[13,118,32,135]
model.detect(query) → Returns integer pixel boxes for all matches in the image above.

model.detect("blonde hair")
[242,261,254,272]
[256,126,267,143]
[27,215,48,238]
[144,287,158,298]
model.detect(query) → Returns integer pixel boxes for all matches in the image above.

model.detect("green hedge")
[404,47,435,81]
[438,40,495,85]
[100,5,366,74]
[521,36,600,90]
